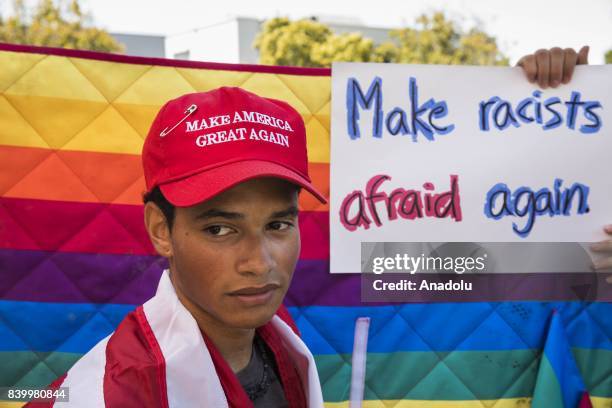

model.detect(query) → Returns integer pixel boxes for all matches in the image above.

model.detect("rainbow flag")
[0,43,610,408]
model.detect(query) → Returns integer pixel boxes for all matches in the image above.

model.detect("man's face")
[165,178,300,330]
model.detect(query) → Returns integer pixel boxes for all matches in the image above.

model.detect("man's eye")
[268,221,292,231]
[204,225,233,236]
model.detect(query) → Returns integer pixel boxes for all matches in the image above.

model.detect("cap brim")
[159,160,328,207]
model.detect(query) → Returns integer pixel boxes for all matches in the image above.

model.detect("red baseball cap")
[142,87,327,206]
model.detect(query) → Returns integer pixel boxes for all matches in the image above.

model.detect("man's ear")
[144,202,173,258]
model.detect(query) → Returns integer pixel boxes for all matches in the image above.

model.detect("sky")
[1,0,611,64]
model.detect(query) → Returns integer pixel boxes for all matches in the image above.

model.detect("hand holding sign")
[590,225,612,271]
[518,47,612,271]
[517,46,589,88]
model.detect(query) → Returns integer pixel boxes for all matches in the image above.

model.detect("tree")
[254,18,331,67]
[255,17,397,67]
[255,13,509,67]
[311,33,376,66]
[388,13,508,66]
[606,50,612,64]
[0,0,123,52]
[254,18,319,67]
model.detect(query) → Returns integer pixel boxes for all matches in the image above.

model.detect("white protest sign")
[330,63,612,273]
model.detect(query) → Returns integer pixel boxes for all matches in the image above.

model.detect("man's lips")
[227,283,281,306]
[228,283,281,296]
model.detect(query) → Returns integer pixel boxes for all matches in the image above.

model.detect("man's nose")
[237,234,277,276]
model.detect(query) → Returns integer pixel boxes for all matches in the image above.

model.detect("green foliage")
[0,0,123,52]
[606,50,612,64]
[389,13,508,66]
[311,33,376,66]
[255,13,509,67]
[254,18,331,67]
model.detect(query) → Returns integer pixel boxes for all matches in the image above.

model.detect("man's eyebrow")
[271,206,299,218]
[195,209,244,220]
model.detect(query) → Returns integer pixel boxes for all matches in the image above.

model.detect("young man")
[136,87,327,407]
[36,86,327,408]
[31,46,612,407]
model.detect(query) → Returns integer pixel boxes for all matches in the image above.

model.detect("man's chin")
[227,308,278,330]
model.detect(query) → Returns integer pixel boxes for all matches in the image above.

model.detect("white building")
[113,16,392,64]
[164,17,262,64]
[111,32,166,58]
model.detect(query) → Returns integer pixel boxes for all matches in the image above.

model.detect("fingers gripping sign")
[517,46,589,89]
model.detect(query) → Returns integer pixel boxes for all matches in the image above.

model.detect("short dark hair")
[143,186,176,229]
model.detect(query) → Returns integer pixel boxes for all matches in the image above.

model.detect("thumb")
[577,45,589,65]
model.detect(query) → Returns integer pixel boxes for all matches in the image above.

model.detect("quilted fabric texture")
[0,43,610,408]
